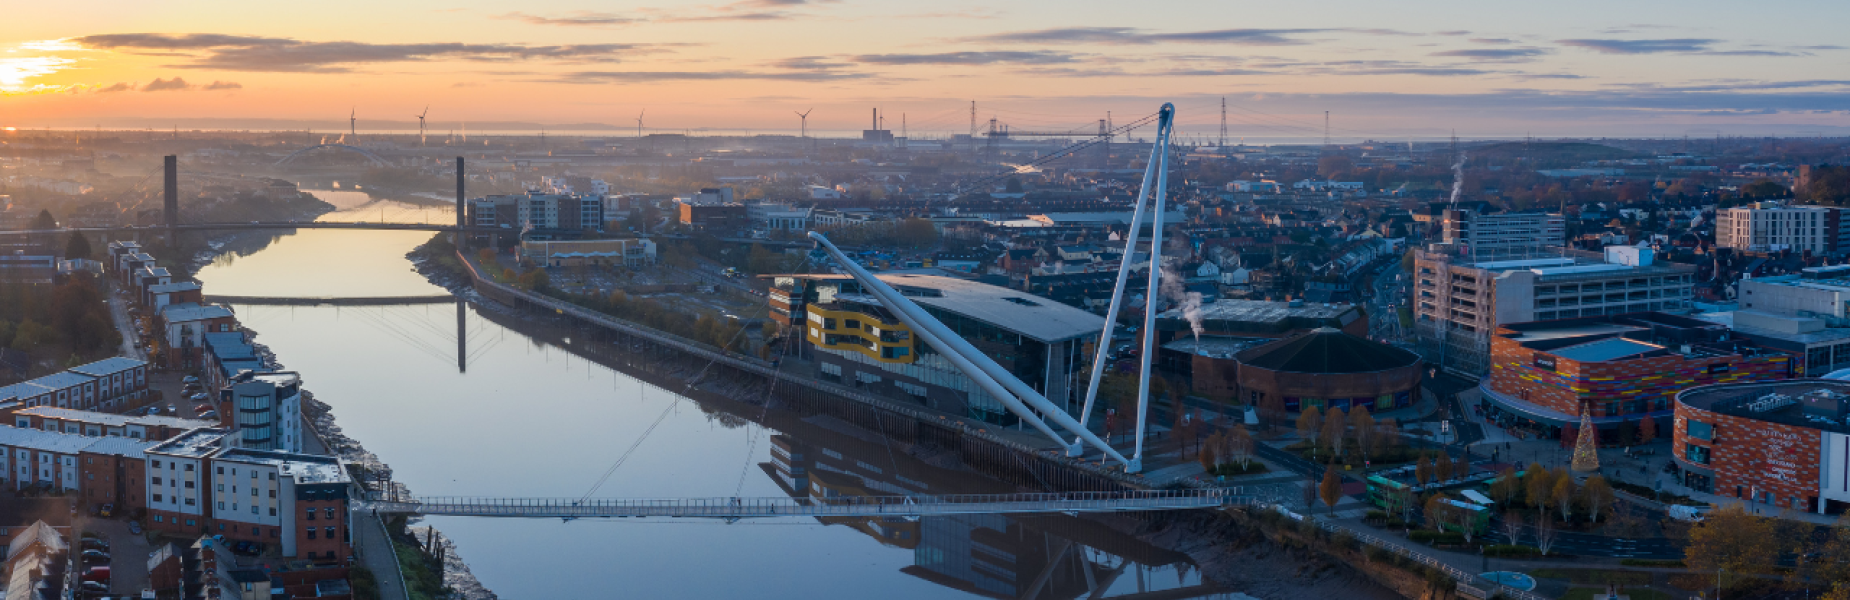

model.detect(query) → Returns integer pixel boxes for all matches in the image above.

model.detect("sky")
[3,0,1848,139]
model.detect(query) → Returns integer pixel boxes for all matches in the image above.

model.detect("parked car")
[199,410,218,419]
[83,554,110,566]
[82,549,110,560]
[193,404,213,414]
[231,541,264,556]
[182,375,199,384]
[82,566,110,582]
[189,393,208,402]
[80,581,108,593]
[81,539,109,551]
[96,503,113,518]
[1668,505,1712,522]
[127,521,142,535]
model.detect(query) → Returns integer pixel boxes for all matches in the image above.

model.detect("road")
[106,289,146,361]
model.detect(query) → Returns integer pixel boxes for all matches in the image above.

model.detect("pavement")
[351,507,410,600]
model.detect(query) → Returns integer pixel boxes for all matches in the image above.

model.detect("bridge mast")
[455,156,467,251]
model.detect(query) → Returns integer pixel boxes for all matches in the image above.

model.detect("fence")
[1273,505,1547,600]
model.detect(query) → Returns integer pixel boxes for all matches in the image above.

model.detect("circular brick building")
[1673,380,1850,514]
[1235,327,1424,414]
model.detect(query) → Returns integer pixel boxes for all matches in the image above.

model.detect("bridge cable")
[728,259,806,497]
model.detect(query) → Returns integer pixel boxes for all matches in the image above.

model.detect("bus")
[1366,475,1409,510]
[1436,498,1491,535]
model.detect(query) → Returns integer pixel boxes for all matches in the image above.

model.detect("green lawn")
[1528,569,1653,586]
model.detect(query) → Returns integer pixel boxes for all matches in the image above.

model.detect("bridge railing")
[369,489,1248,516]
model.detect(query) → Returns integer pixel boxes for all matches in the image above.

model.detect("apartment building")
[469,192,605,239]
[145,428,351,561]
[1414,245,1696,375]
[518,238,657,268]
[1440,209,1566,260]
[5,406,215,440]
[0,425,157,514]
[219,371,304,453]
[0,357,150,411]
[1715,202,1849,255]
[159,303,238,369]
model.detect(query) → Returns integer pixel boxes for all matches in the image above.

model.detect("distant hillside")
[1467,142,1636,162]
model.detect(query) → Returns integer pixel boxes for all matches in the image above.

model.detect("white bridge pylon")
[807,103,1177,473]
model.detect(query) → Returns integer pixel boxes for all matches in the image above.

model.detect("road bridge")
[368,490,1244,519]
[205,294,457,306]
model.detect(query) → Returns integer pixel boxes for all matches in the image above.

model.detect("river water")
[193,191,1223,599]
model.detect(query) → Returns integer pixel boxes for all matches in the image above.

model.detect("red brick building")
[1674,380,1850,514]
[144,428,354,562]
[1480,312,1795,440]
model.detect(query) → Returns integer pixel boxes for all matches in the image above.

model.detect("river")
[193,190,1225,599]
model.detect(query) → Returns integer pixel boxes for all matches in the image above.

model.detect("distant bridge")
[275,144,390,167]
[205,294,457,306]
[367,490,1244,520]
[0,222,508,236]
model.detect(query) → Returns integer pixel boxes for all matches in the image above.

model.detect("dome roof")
[1235,327,1420,374]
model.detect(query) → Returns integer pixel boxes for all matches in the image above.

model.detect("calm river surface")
[193,191,1222,599]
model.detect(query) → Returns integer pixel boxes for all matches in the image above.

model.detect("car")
[189,393,208,402]
[182,375,199,384]
[97,503,113,518]
[127,521,142,535]
[83,554,110,566]
[199,410,219,419]
[231,540,264,556]
[80,581,109,593]
[82,566,110,582]
[81,539,109,551]
[82,549,110,560]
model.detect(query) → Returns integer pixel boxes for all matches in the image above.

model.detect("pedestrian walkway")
[352,509,410,600]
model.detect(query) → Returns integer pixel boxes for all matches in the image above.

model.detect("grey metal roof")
[146,281,202,294]
[17,407,216,430]
[1550,337,1663,362]
[1169,299,1355,323]
[23,372,95,392]
[68,357,147,377]
[160,303,234,323]
[842,273,1106,343]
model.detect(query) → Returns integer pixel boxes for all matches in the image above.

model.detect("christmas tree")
[1571,407,1600,473]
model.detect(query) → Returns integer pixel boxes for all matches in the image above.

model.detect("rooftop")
[1236,327,1422,374]
[1678,380,1850,434]
[67,357,146,377]
[23,372,94,391]
[1172,299,1356,323]
[215,448,348,484]
[16,406,217,431]
[146,281,201,294]
[160,303,234,323]
[147,427,230,458]
[1161,337,1270,359]
[1549,337,1664,362]
[828,273,1106,343]
[0,425,159,457]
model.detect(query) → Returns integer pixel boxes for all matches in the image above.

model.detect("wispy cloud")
[495,11,643,27]
[1556,38,1717,54]
[963,27,1339,46]
[137,77,242,91]
[142,77,192,91]
[1469,38,1516,45]
[852,51,1078,66]
[552,69,870,83]
[74,33,669,73]
[1431,48,1551,61]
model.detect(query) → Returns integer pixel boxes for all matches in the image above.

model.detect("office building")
[1414,245,1696,375]
[1715,202,1850,255]
[774,274,1102,424]
[1439,209,1566,260]
[518,238,657,268]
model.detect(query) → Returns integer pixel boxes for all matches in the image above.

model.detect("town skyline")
[3,0,1849,137]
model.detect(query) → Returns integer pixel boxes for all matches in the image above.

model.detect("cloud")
[1431,48,1551,60]
[1794,45,1848,50]
[1469,38,1516,45]
[142,77,193,91]
[496,11,643,27]
[202,80,242,90]
[853,51,1078,65]
[1556,38,1717,54]
[767,56,852,70]
[74,33,664,73]
[552,69,870,83]
[1433,30,1471,36]
[963,27,1337,46]
[658,12,790,22]
[93,82,135,93]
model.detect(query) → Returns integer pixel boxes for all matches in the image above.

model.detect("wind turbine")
[348,108,357,143]
[414,106,429,147]
[794,108,813,138]
[635,110,645,138]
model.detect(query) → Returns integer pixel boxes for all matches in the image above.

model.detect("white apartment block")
[1715,202,1847,254]
[1441,209,1566,260]
[1414,246,1695,375]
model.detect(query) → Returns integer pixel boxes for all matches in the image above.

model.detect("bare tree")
[1501,510,1527,546]
[1350,405,1375,463]
[1228,424,1255,470]
[1535,513,1560,556]
[1582,475,1615,523]
[1322,406,1347,458]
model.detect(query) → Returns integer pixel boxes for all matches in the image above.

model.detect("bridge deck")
[368,490,1243,519]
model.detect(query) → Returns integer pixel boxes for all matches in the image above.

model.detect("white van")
[1668,505,1711,522]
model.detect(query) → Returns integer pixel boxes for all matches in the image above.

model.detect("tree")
[893,218,939,249]
[1319,466,1342,514]
[1683,503,1778,585]
[1349,405,1375,462]
[1552,472,1576,522]
[1423,495,1448,530]
[1296,408,1321,453]
[1414,453,1433,485]
[1638,415,1658,444]
[1435,452,1455,483]
[1500,511,1526,546]
[1227,424,1255,470]
[1534,513,1559,556]
[63,232,92,260]
[1525,463,1554,516]
[1581,476,1614,523]
[30,209,55,230]
[1811,513,1850,590]
[1321,406,1347,458]
[1490,466,1520,505]
[1198,431,1222,472]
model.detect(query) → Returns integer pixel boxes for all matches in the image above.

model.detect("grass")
[393,540,447,600]
[1529,569,1653,586]
[1556,587,1670,600]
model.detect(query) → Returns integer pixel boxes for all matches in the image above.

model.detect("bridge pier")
[454,156,468,253]
[457,299,467,373]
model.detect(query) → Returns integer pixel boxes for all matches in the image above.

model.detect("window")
[269,508,276,516]
[185,498,195,506]
[306,508,316,521]
[153,494,163,502]
[1685,443,1711,465]
[325,507,336,520]
[184,464,194,471]
[1687,420,1713,441]
[324,526,335,537]
[216,467,223,475]
[306,528,316,540]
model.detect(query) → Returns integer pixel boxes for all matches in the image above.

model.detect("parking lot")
[79,514,154,596]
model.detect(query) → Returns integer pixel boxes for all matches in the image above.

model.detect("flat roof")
[147,427,230,458]
[1504,323,1642,342]
[1678,380,1850,434]
[146,281,201,294]
[1161,337,1269,359]
[1550,337,1664,362]
[834,273,1105,343]
[160,303,234,323]
[0,426,159,457]
[215,448,348,484]
[24,372,95,391]
[1173,299,1356,323]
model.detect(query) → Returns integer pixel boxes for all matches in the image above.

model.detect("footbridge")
[368,490,1246,520]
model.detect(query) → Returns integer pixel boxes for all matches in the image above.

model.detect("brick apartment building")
[0,357,150,412]
[0,425,157,514]
[4,406,215,440]
[1674,380,1850,514]
[1482,312,1795,440]
[145,428,351,562]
